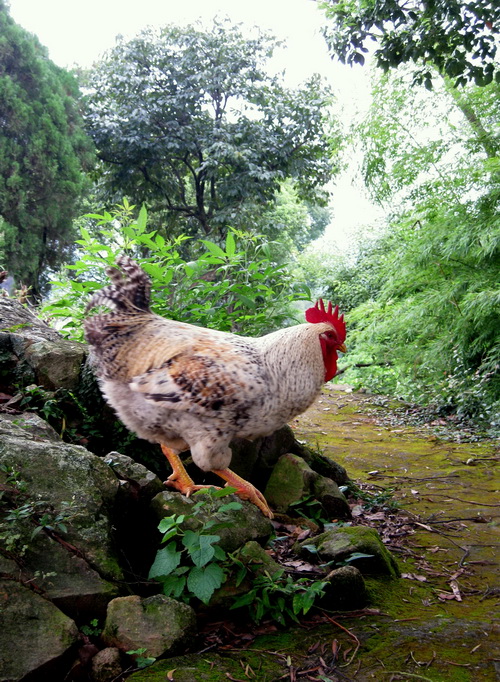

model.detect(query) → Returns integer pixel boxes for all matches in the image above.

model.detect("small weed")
[230,569,327,625]
[126,648,156,669]
[0,465,78,558]
[289,493,331,525]
[345,481,399,511]
[80,618,102,638]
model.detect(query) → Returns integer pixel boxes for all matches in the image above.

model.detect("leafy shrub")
[230,569,327,625]
[147,488,329,622]
[148,488,242,605]
[43,200,311,340]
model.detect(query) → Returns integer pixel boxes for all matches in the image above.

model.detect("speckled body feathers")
[84,257,333,472]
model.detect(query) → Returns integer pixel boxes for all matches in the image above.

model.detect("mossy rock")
[0,414,123,581]
[322,565,368,609]
[104,451,164,500]
[102,594,196,658]
[264,453,350,518]
[151,490,273,553]
[237,540,282,577]
[208,540,283,609]
[0,579,78,682]
[297,525,400,577]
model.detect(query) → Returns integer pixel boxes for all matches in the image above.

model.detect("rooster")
[84,256,346,518]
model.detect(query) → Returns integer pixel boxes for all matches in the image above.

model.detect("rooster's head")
[305,300,346,382]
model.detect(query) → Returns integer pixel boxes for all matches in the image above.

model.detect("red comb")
[305,299,346,342]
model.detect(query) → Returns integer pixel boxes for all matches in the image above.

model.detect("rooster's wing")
[129,340,267,420]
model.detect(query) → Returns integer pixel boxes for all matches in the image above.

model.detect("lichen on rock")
[101,594,196,658]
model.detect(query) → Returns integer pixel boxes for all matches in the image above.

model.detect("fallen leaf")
[296,529,312,542]
[450,580,462,601]
[437,592,456,601]
[415,522,435,532]
[365,511,386,521]
[402,573,427,582]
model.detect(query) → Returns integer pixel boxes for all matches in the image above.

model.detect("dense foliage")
[320,0,500,88]
[83,19,340,244]
[0,1,94,297]
[44,201,311,340]
[306,70,500,429]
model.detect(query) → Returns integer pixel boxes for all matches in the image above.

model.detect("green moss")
[291,389,500,682]
[127,652,283,681]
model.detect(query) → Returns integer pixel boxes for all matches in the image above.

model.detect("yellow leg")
[161,444,221,497]
[212,468,273,519]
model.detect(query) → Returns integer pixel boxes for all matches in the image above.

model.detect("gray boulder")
[104,451,164,501]
[0,579,78,682]
[0,297,86,392]
[0,413,122,621]
[322,565,368,610]
[101,594,196,658]
[0,414,122,578]
[90,647,124,682]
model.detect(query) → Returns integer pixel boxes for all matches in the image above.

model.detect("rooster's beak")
[338,343,347,354]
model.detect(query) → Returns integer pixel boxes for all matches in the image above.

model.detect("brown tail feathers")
[85,255,151,315]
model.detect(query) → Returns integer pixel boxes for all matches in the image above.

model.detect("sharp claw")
[164,478,222,497]
[221,480,273,519]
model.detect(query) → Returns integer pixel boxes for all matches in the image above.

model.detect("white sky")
[8,0,381,251]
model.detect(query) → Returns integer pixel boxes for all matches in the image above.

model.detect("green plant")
[0,464,78,557]
[322,70,500,432]
[0,4,94,299]
[43,201,311,340]
[230,569,327,625]
[84,20,337,244]
[288,494,331,525]
[148,488,242,605]
[80,619,102,638]
[17,385,65,423]
[345,482,399,511]
[126,648,156,670]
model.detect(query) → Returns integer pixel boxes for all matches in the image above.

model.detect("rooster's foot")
[161,443,221,497]
[212,468,273,519]
[164,475,222,498]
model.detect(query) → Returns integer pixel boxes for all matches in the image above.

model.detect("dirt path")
[289,385,500,681]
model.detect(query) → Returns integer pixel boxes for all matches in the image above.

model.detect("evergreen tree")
[0,1,94,297]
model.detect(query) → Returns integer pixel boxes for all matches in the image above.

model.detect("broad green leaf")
[230,589,257,609]
[161,574,187,599]
[136,205,148,233]
[187,563,225,604]
[212,545,227,561]
[148,542,182,579]
[344,552,374,563]
[158,516,177,533]
[160,528,178,544]
[225,231,236,257]
[218,500,242,511]
[201,240,226,259]
[182,532,219,567]
[236,294,256,309]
